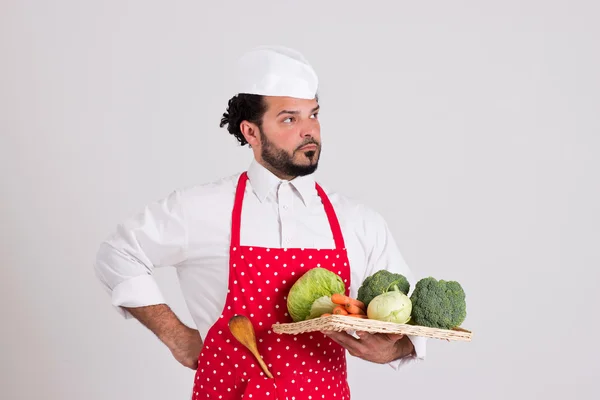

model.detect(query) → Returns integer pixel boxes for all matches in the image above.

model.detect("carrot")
[348,299,366,311]
[345,303,366,315]
[331,294,366,311]
[333,306,349,315]
[331,293,349,306]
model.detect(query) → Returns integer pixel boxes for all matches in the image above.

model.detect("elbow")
[93,241,118,291]
[93,240,151,291]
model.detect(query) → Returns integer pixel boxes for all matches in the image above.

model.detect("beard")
[259,129,320,177]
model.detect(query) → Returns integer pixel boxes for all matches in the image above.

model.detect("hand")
[322,330,414,364]
[167,326,204,370]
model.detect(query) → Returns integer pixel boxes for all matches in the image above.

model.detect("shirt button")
[283,205,288,210]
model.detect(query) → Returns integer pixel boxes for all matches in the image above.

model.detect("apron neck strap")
[230,172,346,250]
[315,182,346,250]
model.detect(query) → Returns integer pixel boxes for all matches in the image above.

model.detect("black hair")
[219,94,267,146]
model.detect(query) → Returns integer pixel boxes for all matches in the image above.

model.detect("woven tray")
[272,315,472,342]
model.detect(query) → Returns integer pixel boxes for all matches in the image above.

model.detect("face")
[243,96,321,179]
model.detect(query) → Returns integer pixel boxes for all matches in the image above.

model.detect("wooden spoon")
[228,315,274,379]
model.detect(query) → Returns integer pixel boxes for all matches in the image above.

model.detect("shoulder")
[176,172,242,203]
[164,172,244,224]
[317,181,388,231]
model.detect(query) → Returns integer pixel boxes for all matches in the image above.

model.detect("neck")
[257,159,296,181]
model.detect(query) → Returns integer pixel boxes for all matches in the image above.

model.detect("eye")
[283,117,294,123]
[311,112,319,119]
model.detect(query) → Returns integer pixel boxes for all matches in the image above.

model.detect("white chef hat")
[234,45,318,99]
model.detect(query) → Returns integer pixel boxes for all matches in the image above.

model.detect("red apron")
[191,172,352,400]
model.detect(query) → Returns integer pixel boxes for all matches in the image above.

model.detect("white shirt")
[94,159,427,370]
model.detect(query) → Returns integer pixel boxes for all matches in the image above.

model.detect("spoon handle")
[251,348,274,379]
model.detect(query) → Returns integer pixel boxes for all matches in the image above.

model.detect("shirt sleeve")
[94,189,188,319]
[360,206,427,369]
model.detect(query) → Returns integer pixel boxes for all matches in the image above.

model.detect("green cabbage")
[307,296,338,319]
[287,268,346,322]
[366,285,412,324]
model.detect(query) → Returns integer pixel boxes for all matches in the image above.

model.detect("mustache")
[295,139,320,151]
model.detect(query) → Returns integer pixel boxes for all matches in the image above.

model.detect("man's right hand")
[124,304,204,370]
[168,325,204,370]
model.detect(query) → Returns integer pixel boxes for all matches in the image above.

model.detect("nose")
[299,118,319,138]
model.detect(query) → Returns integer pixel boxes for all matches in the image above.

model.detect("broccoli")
[409,277,466,329]
[357,270,410,308]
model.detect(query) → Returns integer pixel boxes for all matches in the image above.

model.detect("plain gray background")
[2,1,599,399]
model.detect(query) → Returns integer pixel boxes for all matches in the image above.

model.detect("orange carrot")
[333,306,349,315]
[348,297,367,311]
[331,293,348,306]
[345,303,366,315]
[331,294,366,311]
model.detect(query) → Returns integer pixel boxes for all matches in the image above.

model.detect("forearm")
[124,304,193,349]
[124,304,203,369]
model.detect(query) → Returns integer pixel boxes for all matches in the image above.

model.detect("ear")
[240,121,261,148]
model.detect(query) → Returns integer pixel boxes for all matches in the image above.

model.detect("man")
[95,45,426,399]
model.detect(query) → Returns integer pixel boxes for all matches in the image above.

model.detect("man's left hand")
[322,330,415,364]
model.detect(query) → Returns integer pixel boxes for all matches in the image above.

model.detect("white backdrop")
[2,1,599,399]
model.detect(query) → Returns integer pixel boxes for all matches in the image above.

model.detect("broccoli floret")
[357,270,410,308]
[409,277,467,329]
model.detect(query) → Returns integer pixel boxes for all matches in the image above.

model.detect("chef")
[94,45,426,399]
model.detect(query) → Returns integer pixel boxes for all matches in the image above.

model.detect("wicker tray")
[272,315,472,342]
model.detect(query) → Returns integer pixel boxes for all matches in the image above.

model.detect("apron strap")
[230,172,249,248]
[230,171,346,250]
[315,183,346,250]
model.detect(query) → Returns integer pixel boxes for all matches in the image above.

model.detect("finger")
[185,359,198,370]
[356,331,399,339]
[323,331,365,354]
[355,331,375,336]
[386,333,405,342]
[355,331,374,341]
[356,331,404,347]
[324,330,361,345]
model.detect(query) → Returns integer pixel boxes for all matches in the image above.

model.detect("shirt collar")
[246,159,316,207]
